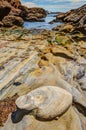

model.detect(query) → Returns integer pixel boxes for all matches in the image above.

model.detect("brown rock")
[25,15,45,22]
[79,15,86,26]
[19,6,47,21]
[6,0,21,9]
[0,94,18,127]
[53,24,74,33]
[0,21,3,27]
[53,4,86,34]
[56,4,86,24]
[2,15,24,27]
[0,0,11,21]
[0,0,47,27]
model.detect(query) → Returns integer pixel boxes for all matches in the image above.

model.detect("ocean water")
[21,0,86,30]
[24,14,61,30]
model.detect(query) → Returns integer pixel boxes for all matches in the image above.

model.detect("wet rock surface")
[0,27,86,129]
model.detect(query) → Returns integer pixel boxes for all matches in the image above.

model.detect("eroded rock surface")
[2,107,86,130]
[0,28,86,129]
[15,86,72,121]
[53,4,86,34]
[0,0,47,27]
[0,0,11,21]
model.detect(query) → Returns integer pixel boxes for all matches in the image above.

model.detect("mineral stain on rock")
[0,94,18,127]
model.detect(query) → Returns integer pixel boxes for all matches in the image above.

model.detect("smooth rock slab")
[2,107,86,130]
[16,86,72,120]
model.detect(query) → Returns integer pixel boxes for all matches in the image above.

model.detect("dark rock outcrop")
[56,4,86,24]
[2,15,24,27]
[53,4,86,34]
[19,6,46,22]
[0,0,11,21]
[0,0,47,27]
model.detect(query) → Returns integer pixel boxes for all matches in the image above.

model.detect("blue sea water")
[21,0,86,30]
[24,14,61,30]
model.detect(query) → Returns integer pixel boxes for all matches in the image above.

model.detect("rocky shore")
[52,4,86,35]
[0,0,47,27]
[0,26,86,130]
[0,1,86,130]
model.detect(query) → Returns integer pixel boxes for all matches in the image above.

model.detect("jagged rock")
[2,15,24,27]
[53,4,86,34]
[56,4,86,24]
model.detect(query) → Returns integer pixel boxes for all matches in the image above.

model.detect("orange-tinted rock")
[0,94,18,127]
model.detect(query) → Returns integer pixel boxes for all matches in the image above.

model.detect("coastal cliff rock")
[56,4,86,24]
[53,4,86,34]
[19,6,46,21]
[0,0,47,27]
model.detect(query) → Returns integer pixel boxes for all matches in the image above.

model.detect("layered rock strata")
[0,28,86,130]
[52,4,86,34]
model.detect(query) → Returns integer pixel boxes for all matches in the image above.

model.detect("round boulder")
[16,86,72,121]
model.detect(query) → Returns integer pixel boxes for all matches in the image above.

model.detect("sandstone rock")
[7,0,21,9]
[0,28,86,129]
[0,0,11,21]
[79,15,86,26]
[24,15,44,22]
[2,15,24,27]
[16,86,72,121]
[2,107,86,130]
[27,7,47,18]
[19,6,47,22]
[53,4,86,34]
[0,22,3,27]
[56,4,86,24]
[0,0,46,27]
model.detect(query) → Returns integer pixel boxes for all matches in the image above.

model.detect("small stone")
[13,82,22,86]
